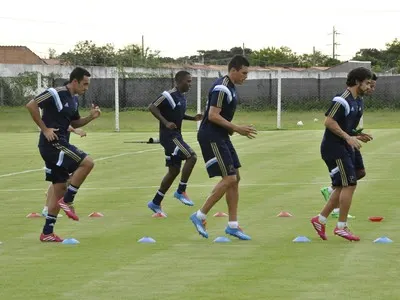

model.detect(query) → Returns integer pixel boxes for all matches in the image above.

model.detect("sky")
[1,0,400,62]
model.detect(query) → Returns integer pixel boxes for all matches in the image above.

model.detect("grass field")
[1,108,400,299]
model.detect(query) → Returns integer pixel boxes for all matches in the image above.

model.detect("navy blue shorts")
[39,142,87,184]
[161,136,195,168]
[198,138,241,178]
[353,149,365,171]
[323,150,357,187]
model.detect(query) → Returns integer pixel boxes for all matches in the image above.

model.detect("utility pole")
[328,26,340,59]
[141,35,145,61]
[242,43,245,56]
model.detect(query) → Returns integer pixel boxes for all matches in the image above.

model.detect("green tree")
[249,46,298,67]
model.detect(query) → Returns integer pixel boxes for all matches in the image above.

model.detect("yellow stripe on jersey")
[216,77,230,108]
[35,91,52,104]
[328,102,341,118]
[153,96,166,107]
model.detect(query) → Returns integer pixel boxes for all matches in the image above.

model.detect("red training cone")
[369,216,384,222]
[26,212,41,218]
[213,212,228,217]
[88,212,104,217]
[277,211,293,217]
[152,212,166,218]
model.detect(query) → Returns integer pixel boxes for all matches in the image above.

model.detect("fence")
[0,63,399,131]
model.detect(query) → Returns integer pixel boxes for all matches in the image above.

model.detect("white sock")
[333,208,340,214]
[327,186,333,193]
[196,210,206,220]
[337,221,346,229]
[318,214,327,224]
[228,221,239,228]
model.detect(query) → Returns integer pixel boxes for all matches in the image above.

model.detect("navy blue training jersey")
[152,87,187,140]
[198,76,237,140]
[321,89,362,159]
[35,86,80,146]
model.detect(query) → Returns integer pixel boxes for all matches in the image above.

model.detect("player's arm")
[26,91,59,141]
[148,95,177,129]
[68,125,86,137]
[183,114,203,121]
[70,104,101,128]
[208,88,256,138]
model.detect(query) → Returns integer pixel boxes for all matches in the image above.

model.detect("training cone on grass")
[213,212,228,217]
[138,237,156,243]
[62,238,80,245]
[26,213,41,218]
[277,211,293,217]
[373,237,393,244]
[152,212,166,218]
[88,212,104,218]
[369,216,384,222]
[293,236,311,243]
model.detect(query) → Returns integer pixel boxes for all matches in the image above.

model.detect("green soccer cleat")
[331,212,355,219]
[320,187,331,202]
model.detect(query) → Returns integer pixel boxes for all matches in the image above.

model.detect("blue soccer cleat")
[174,191,194,206]
[190,213,208,238]
[225,226,251,240]
[147,201,167,217]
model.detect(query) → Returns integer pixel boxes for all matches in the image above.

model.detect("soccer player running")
[319,73,377,218]
[26,67,101,242]
[311,67,373,241]
[147,71,202,216]
[190,55,257,240]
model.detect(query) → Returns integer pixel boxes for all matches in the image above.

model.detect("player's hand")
[43,128,59,142]
[194,114,203,121]
[235,125,257,139]
[73,128,87,137]
[165,122,177,130]
[357,133,373,143]
[346,136,361,150]
[90,104,101,119]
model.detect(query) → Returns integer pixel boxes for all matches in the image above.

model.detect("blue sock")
[64,184,79,203]
[43,214,57,235]
[177,181,187,194]
[152,190,165,205]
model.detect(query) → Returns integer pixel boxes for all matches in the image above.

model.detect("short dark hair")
[346,67,372,87]
[372,73,378,81]
[175,70,191,82]
[228,55,250,71]
[69,67,91,83]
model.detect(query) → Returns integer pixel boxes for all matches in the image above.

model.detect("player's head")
[346,67,372,96]
[366,73,378,95]
[228,55,250,85]
[68,67,91,96]
[175,70,192,93]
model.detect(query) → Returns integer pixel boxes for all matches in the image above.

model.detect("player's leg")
[147,139,181,215]
[172,137,197,206]
[56,144,93,221]
[311,159,341,240]
[40,165,68,242]
[355,150,366,180]
[223,140,250,240]
[331,150,362,219]
[147,166,180,216]
[332,154,360,241]
[190,140,237,239]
